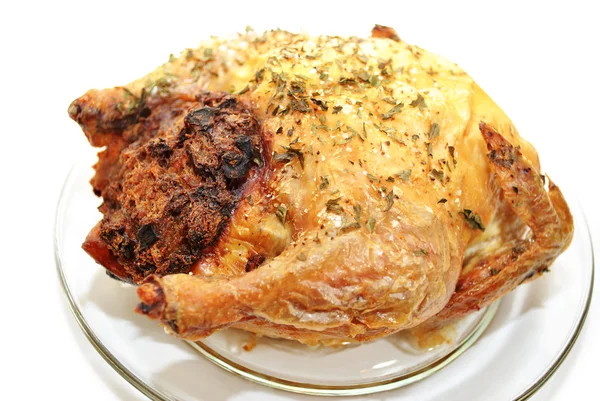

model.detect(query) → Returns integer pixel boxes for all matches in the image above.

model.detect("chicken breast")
[69,26,573,346]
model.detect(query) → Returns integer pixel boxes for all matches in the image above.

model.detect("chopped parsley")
[459,209,485,231]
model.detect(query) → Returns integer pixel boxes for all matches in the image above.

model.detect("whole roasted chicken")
[69,26,573,346]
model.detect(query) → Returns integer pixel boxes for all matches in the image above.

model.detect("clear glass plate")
[55,157,593,401]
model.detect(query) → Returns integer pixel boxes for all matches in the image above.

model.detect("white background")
[1,0,598,399]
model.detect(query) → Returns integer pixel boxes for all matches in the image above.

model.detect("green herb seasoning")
[429,169,444,181]
[326,197,343,213]
[382,103,403,120]
[311,98,328,111]
[410,94,427,110]
[366,217,376,233]
[275,204,288,224]
[448,146,457,166]
[383,190,394,211]
[428,123,440,140]
[273,146,305,169]
[396,169,412,181]
[367,173,380,183]
[459,209,485,231]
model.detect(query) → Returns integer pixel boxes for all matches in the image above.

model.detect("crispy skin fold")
[137,202,454,343]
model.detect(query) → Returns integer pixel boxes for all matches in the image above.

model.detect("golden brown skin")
[71,26,573,346]
[432,123,573,323]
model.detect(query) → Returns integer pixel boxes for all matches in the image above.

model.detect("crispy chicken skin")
[70,26,573,346]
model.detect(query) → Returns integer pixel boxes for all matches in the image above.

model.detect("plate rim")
[55,162,595,401]
[185,301,499,397]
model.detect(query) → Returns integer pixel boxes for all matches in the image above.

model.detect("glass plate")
[55,158,593,401]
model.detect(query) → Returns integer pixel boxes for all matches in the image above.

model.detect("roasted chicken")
[69,26,573,346]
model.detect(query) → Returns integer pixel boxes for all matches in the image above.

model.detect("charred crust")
[167,253,194,275]
[510,245,527,261]
[488,148,517,168]
[165,192,190,216]
[137,302,154,315]
[105,270,132,284]
[99,223,136,261]
[166,319,180,334]
[84,91,264,283]
[185,107,217,130]
[480,122,525,170]
[137,224,159,251]
[245,254,266,272]
[223,136,257,181]
[82,224,134,283]
[148,138,173,166]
